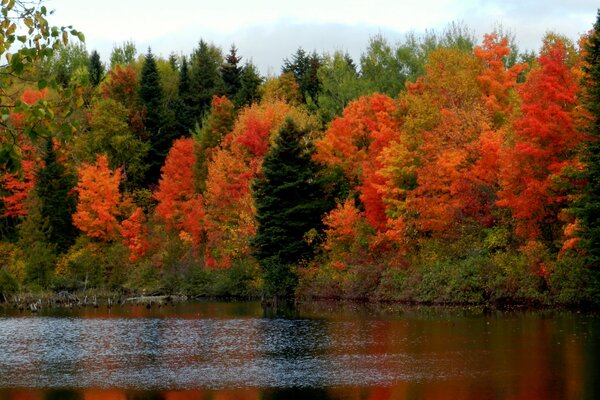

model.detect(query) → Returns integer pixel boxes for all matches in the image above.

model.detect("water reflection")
[0,302,598,399]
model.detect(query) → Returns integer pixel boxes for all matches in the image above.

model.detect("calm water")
[0,301,598,399]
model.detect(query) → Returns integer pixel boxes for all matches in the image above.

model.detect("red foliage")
[120,207,149,262]
[0,159,36,217]
[154,137,205,247]
[315,94,402,231]
[497,40,581,240]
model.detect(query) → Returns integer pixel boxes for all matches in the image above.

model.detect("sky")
[47,0,598,75]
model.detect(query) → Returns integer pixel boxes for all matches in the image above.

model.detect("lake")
[0,301,598,399]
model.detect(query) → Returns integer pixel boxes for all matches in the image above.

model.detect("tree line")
[0,1,599,304]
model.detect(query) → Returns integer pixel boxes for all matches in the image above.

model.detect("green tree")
[235,62,262,108]
[175,56,195,134]
[221,44,242,99]
[110,40,137,67]
[43,43,89,87]
[317,51,367,123]
[576,10,600,294]
[88,49,105,87]
[139,48,170,185]
[252,119,328,298]
[35,139,77,252]
[73,98,149,191]
[190,39,224,122]
[282,48,321,103]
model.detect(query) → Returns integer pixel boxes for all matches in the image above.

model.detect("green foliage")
[252,119,329,297]
[0,268,18,296]
[35,140,77,252]
[43,43,89,87]
[74,98,149,191]
[110,40,137,67]
[317,52,367,124]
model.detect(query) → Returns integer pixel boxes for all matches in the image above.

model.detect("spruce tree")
[35,139,77,252]
[282,48,322,104]
[190,40,224,121]
[221,45,242,99]
[176,56,195,133]
[577,10,600,292]
[252,119,328,298]
[88,50,104,87]
[139,48,170,185]
[235,62,262,108]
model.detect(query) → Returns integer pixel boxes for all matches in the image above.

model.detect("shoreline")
[0,290,596,313]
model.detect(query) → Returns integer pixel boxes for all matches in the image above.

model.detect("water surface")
[0,301,598,399]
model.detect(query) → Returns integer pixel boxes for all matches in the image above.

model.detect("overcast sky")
[47,0,598,75]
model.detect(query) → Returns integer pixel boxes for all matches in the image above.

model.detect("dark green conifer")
[252,119,328,298]
[189,40,224,122]
[139,48,171,185]
[235,62,262,108]
[221,45,242,99]
[176,56,195,134]
[577,10,600,294]
[88,50,104,87]
[35,139,77,252]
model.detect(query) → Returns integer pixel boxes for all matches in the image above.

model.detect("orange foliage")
[474,33,525,121]
[73,154,122,241]
[21,88,48,105]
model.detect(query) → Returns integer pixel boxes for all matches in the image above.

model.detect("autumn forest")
[1,2,600,305]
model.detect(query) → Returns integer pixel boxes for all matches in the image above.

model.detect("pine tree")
[252,119,328,298]
[221,45,242,99]
[577,10,600,282]
[235,62,262,108]
[35,139,77,253]
[139,48,170,185]
[88,50,104,87]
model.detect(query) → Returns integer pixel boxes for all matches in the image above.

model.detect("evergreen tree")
[35,140,77,253]
[139,48,171,185]
[235,62,262,108]
[176,56,195,134]
[252,119,329,298]
[221,45,242,99]
[88,50,105,87]
[577,10,600,289]
[282,48,322,103]
[190,40,224,122]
